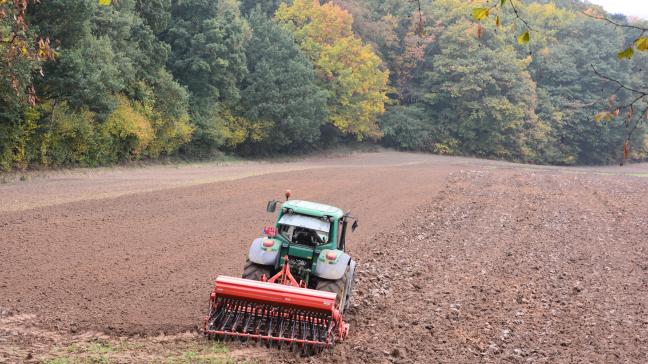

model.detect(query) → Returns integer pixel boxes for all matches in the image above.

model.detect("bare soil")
[322,169,648,363]
[1,151,647,363]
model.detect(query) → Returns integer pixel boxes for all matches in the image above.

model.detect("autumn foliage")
[275,0,389,140]
[0,0,647,170]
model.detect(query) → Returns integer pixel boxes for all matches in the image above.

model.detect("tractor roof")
[282,200,344,219]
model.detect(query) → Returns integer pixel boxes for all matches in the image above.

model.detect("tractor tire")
[316,266,352,313]
[343,261,356,312]
[242,259,273,281]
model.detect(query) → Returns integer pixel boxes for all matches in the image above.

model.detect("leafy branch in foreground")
[468,0,647,163]
[590,64,648,163]
[582,9,648,163]
[410,0,424,35]
[582,10,648,60]
[471,0,531,44]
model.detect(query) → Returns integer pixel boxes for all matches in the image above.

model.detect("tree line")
[0,0,646,171]
[352,0,647,164]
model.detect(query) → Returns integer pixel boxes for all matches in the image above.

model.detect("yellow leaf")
[517,31,530,45]
[617,47,634,59]
[98,0,111,6]
[495,16,500,27]
[472,8,489,21]
[634,37,648,51]
[594,112,611,123]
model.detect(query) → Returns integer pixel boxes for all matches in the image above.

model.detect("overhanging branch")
[582,11,648,34]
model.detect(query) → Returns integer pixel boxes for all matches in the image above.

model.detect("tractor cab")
[263,194,357,289]
[272,200,343,248]
[277,213,330,247]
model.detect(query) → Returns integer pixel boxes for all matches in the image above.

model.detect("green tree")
[343,0,647,164]
[526,8,645,164]
[164,0,249,105]
[378,105,431,151]
[237,9,327,153]
[418,17,549,161]
[40,35,123,116]
[22,0,191,168]
[163,0,250,152]
[94,0,191,156]
[240,0,283,16]
[31,0,173,116]
[135,0,172,34]
[92,0,172,96]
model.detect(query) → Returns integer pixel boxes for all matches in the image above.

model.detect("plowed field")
[1,152,647,363]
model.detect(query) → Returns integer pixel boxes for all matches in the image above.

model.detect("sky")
[585,0,648,19]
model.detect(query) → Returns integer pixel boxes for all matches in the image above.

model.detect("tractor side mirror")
[351,220,358,232]
[266,200,277,213]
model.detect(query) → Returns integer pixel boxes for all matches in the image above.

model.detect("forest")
[0,0,646,171]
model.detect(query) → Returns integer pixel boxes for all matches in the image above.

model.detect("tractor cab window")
[278,214,330,247]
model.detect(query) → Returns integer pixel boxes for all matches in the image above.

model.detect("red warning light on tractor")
[263,226,277,237]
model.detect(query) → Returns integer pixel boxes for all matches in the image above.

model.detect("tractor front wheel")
[316,266,351,313]
[242,259,273,281]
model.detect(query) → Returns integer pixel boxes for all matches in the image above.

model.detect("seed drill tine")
[310,316,316,342]
[208,304,223,329]
[243,305,255,333]
[267,311,276,343]
[278,308,286,338]
[231,303,243,332]
[302,319,308,345]
[253,306,264,335]
[220,308,234,332]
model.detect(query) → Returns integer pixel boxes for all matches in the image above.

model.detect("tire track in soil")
[293,169,648,364]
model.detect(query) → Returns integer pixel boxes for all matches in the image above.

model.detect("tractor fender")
[315,249,351,280]
[248,238,280,266]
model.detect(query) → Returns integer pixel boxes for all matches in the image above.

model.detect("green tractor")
[244,191,358,313]
[204,191,358,349]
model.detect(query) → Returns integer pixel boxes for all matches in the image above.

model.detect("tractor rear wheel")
[242,259,273,281]
[316,266,351,313]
